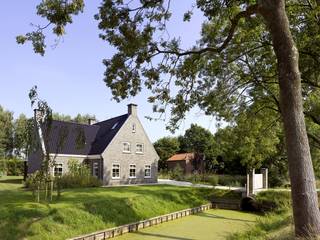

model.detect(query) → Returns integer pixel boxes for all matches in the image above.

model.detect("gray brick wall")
[102,114,159,185]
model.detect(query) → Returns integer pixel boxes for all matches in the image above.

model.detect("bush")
[168,165,184,181]
[206,175,219,186]
[57,159,102,188]
[217,174,246,187]
[240,191,291,213]
[0,158,24,176]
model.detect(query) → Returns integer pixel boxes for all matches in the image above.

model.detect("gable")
[102,114,159,160]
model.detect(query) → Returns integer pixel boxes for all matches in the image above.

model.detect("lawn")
[115,209,258,240]
[0,176,241,240]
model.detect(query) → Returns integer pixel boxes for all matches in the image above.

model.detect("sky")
[0,1,219,142]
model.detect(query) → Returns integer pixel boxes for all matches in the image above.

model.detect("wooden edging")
[70,200,240,240]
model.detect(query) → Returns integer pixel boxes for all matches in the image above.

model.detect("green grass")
[115,209,258,240]
[0,176,241,240]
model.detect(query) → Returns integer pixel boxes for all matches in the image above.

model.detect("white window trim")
[132,123,136,133]
[93,162,99,177]
[53,163,63,177]
[112,163,120,179]
[144,165,151,178]
[129,164,136,179]
[122,142,131,153]
[136,143,144,154]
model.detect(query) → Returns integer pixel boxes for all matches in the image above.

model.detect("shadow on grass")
[0,178,23,184]
[198,212,256,223]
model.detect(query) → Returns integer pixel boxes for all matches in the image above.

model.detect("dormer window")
[123,142,131,153]
[111,122,119,129]
[132,123,136,133]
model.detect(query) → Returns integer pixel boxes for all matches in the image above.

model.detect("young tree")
[17,0,320,236]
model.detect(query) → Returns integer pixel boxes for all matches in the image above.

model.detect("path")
[158,179,245,192]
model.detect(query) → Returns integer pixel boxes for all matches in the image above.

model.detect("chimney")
[34,109,45,123]
[88,118,96,125]
[127,103,137,116]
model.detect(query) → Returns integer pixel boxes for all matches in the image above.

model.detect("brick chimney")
[34,109,45,123]
[127,103,137,116]
[88,118,97,125]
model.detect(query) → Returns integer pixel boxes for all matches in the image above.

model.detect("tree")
[52,112,96,124]
[154,137,180,170]
[0,106,14,158]
[13,114,30,158]
[18,0,320,236]
[179,124,217,172]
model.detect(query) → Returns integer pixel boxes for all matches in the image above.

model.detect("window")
[129,164,136,178]
[144,165,151,178]
[93,162,99,177]
[123,142,131,153]
[136,143,144,154]
[111,122,119,129]
[112,164,120,179]
[132,123,136,133]
[54,163,63,177]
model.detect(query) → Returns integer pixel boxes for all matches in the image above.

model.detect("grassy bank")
[0,176,240,240]
[228,190,295,239]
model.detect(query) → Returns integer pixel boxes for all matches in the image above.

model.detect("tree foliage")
[154,136,179,170]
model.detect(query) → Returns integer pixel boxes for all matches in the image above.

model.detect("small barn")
[167,153,204,174]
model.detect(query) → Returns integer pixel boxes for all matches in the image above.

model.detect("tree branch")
[155,4,260,56]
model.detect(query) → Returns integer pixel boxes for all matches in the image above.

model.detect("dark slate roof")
[44,114,128,155]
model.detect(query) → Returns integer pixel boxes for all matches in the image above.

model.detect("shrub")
[168,165,184,181]
[206,175,219,186]
[240,191,291,213]
[0,158,24,176]
[218,174,246,187]
[57,159,102,188]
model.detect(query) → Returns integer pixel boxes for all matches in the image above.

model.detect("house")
[167,153,204,174]
[28,104,159,185]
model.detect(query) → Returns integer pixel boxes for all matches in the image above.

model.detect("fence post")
[261,168,268,189]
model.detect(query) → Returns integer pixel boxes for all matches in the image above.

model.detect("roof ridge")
[51,119,98,127]
[94,113,128,125]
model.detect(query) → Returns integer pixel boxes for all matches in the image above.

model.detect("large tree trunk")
[259,0,320,237]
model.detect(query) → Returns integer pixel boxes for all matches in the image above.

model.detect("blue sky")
[0,1,218,142]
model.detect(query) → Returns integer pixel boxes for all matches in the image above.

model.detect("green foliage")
[179,124,217,172]
[57,159,102,188]
[229,191,293,240]
[17,0,84,55]
[154,137,180,170]
[0,158,25,176]
[0,106,14,157]
[168,165,184,181]
[52,112,96,124]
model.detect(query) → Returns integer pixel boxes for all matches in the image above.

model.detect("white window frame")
[144,165,151,178]
[132,123,136,133]
[112,163,120,179]
[129,164,136,178]
[122,142,131,153]
[53,163,63,177]
[93,162,99,177]
[136,143,144,154]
